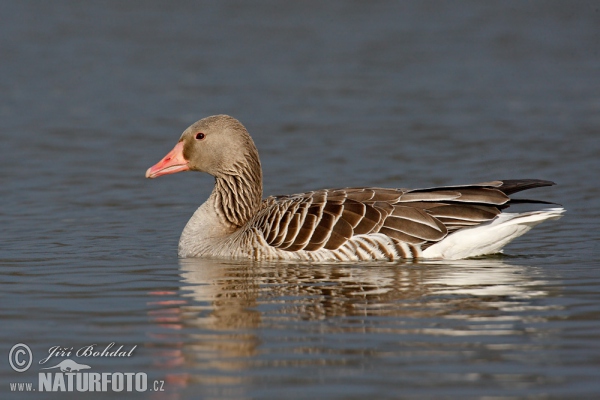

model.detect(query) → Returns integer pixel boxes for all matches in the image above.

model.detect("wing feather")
[428,204,500,222]
[271,210,293,247]
[378,227,425,244]
[280,213,302,248]
[369,189,404,203]
[345,188,377,202]
[264,206,282,243]
[285,214,317,251]
[340,200,365,228]
[323,202,344,218]
[391,206,446,232]
[399,191,461,202]
[448,188,509,205]
[383,215,447,241]
[324,218,353,249]
[304,212,337,251]
[353,204,382,235]
[256,182,539,255]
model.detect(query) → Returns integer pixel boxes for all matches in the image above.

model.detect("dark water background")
[1,1,599,399]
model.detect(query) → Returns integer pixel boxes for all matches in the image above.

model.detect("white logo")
[9,343,32,373]
[8,342,165,393]
[40,359,91,372]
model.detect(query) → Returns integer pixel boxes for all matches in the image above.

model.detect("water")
[1,1,599,398]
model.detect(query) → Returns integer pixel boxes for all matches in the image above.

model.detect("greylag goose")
[146,115,564,261]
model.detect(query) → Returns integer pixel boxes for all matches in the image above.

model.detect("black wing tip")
[508,198,563,206]
[498,179,556,195]
[500,179,556,186]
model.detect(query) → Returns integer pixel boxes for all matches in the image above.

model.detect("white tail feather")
[422,208,565,260]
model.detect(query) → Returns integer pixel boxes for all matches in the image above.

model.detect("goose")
[146,115,564,261]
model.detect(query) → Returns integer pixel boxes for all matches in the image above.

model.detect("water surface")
[1,1,599,399]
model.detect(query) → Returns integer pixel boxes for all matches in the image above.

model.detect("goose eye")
[195,132,205,140]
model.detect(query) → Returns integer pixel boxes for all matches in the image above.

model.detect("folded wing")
[254,180,554,252]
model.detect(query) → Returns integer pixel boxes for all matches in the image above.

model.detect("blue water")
[1,1,599,399]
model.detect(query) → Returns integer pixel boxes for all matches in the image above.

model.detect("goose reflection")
[150,258,555,395]
[178,257,550,322]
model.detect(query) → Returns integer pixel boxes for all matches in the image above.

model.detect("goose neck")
[213,164,262,227]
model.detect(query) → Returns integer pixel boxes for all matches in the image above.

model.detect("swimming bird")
[146,115,564,261]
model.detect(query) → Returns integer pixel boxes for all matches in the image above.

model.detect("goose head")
[146,115,260,179]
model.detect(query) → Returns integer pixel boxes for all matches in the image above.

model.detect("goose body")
[146,115,564,261]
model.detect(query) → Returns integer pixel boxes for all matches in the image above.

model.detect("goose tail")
[422,208,565,260]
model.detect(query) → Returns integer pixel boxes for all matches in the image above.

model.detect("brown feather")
[340,200,366,228]
[345,188,376,202]
[326,189,348,203]
[436,217,480,226]
[323,202,344,218]
[391,206,446,232]
[372,202,393,232]
[307,204,324,217]
[324,218,353,250]
[271,211,293,247]
[285,214,317,251]
[304,212,337,250]
[451,188,509,205]
[378,227,425,244]
[264,206,283,243]
[399,191,461,202]
[310,190,327,205]
[428,204,500,221]
[383,216,447,241]
[395,201,448,209]
[373,201,394,216]
[368,188,404,203]
[353,204,381,235]
[280,213,302,248]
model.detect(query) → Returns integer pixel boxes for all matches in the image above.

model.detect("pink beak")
[145,141,189,178]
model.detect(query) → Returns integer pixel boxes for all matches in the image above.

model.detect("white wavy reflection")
[179,257,551,313]
[149,258,558,396]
